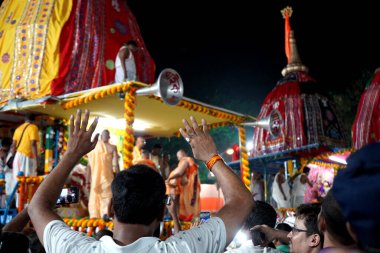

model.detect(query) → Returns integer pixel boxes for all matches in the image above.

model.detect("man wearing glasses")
[252,203,322,253]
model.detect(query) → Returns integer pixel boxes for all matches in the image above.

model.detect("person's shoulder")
[31,123,39,129]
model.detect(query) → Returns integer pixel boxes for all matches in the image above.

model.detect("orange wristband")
[206,154,223,171]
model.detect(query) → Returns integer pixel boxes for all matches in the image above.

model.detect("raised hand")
[67,109,99,158]
[179,116,217,163]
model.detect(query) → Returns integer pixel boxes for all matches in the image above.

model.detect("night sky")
[127,1,380,116]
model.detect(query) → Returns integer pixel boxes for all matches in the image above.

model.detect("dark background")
[127,0,379,115]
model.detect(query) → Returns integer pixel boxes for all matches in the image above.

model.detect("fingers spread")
[69,115,74,136]
[81,110,90,131]
[74,109,81,134]
[201,119,209,134]
[182,119,194,136]
[91,133,100,148]
[179,128,189,139]
[88,117,99,135]
[190,116,202,135]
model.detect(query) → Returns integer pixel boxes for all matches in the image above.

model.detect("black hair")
[0,138,12,148]
[295,203,322,237]
[0,232,30,253]
[276,222,292,232]
[321,191,355,246]
[126,40,138,47]
[244,201,277,229]
[303,167,311,174]
[112,165,165,225]
[245,201,277,246]
[153,143,162,149]
[25,113,36,122]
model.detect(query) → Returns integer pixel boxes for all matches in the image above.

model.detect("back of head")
[295,203,321,237]
[25,113,36,122]
[112,165,165,225]
[303,166,310,174]
[245,201,277,230]
[245,201,277,246]
[0,232,30,253]
[126,40,138,48]
[320,191,355,246]
[332,142,380,250]
[276,223,292,233]
[101,129,110,141]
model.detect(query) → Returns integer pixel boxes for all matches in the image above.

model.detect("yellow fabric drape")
[0,0,72,101]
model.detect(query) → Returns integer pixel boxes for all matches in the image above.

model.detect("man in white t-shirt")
[28,111,254,253]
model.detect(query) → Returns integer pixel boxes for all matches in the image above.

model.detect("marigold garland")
[123,88,137,169]
[147,95,250,126]
[238,126,250,189]
[16,176,44,212]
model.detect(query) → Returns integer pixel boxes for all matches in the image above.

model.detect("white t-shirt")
[44,217,226,253]
[225,240,281,253]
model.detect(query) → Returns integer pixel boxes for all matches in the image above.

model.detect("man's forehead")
[294,217,307,229]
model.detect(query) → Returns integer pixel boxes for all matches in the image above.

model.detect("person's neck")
[112,220,158,246]
[323,232,356,250]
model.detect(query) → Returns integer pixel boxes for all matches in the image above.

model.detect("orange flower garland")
[123,88,137,169]
[238,126,250,189]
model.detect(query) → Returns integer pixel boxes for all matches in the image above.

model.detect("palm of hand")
[67,110,99,158]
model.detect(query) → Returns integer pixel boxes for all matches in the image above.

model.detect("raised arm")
[179,116,254,245]
[28,110,99,244]
[118,47,129,81]
[112,145,120,174]
[166,159,188,181]
[251,225,290,246]
[2,207,30,232]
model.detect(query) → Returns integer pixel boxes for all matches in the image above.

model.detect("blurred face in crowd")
[136,137,146,149]
[288,217,320,253]
[176,150,185,161]
[101,130,110,142]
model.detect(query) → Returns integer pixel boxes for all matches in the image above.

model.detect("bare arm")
[112,145,120,174]
[251,225,290,246]
[118,47,129,81]
[31,140,38,164]
[28,110,99,244]
[180,117,254,244]
[166,160,188,181]
[167,200,181,234]
[2,207,30,232]
[302,174,313,187]
[10,140,16,155]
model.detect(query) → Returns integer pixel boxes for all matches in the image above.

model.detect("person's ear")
[346,222,358,243]
[308,234,321,248]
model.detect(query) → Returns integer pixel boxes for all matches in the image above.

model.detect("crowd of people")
[0,110,379,253]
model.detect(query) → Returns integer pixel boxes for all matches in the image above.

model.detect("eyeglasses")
[292,226,308,233]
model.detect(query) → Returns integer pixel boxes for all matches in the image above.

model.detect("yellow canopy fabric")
[1,85,255,137]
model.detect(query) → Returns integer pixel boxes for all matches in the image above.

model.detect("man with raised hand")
[29,111,253,253]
